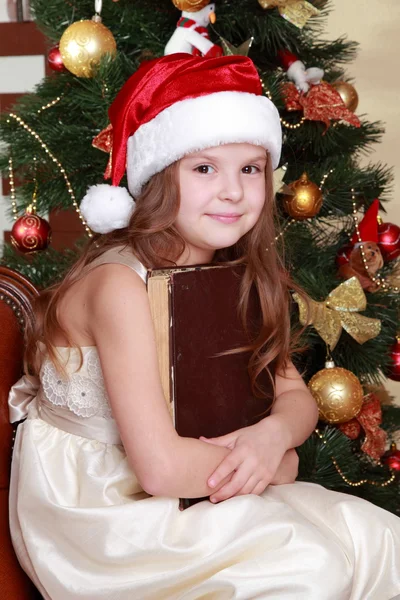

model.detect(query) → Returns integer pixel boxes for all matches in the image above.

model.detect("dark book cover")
[147,264,275,509]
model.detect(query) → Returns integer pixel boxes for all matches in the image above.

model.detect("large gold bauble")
[172,0,210,11]
[59,19,117,78]
[308,365,364,424]
[332,81,359,112]
[281,172,323,220]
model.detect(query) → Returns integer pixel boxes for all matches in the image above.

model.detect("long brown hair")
[25,153,305,396]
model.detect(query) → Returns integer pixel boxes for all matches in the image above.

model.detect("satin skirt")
[9,416,400,600]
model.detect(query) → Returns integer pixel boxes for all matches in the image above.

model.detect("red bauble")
[11,207,51,254]
[377,221,400,262]
[48,45,65,72]
[382,443,400,472]
[385,339,400,382]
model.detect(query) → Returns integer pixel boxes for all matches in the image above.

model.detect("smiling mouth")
[206,214,243,223]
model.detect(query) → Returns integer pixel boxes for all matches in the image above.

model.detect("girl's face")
[176,143,267,265]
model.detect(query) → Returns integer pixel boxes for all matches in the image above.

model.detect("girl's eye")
[195,165,215,174]
[242,165,260,174]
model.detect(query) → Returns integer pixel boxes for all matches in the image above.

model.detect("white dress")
[8,247,400,600]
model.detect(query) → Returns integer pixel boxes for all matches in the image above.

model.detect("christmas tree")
[1,0,400,513]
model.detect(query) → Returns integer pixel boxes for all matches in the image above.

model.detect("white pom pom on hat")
[80,184,135,234]
[81,53,283,234]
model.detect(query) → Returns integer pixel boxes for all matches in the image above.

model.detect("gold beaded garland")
[314,429,396,488]
[280,116,306,130]
[7,112,92,238]
[259,77,306,130]
[8,156,18,221]
[37,96,62,115]
[319,168,334,190]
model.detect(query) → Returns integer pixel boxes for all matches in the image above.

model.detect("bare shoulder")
[85,262,155,358]
[86,263,148,320]
[56,262,148,347]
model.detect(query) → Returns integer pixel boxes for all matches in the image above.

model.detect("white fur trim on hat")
[126,91,282,198]
[80,184,135,234]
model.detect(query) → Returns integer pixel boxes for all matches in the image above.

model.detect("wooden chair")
[0,266,41,598]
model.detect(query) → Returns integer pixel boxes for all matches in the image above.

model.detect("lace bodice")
[40,347,113,420]
[38,246,148,423]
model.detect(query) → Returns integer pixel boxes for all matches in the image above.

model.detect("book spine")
[147,275,174,422]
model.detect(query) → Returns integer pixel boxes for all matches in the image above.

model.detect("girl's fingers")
[207,449,243,489]
[251,480,267,496]
[235,475,261,497]
[209,463,250,502]
[200,434,236,449]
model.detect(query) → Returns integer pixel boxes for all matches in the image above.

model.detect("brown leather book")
[147,264,275,509]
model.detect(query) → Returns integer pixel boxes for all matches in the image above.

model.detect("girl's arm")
[86,264,231,499]
[199,361,318,502]
[268,360,319,448]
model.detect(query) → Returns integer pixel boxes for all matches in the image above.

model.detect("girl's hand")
[200,415,291,503]
[270,448,299,486]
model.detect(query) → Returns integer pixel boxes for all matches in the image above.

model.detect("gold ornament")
[281,172,322,219]
[332,81,359,112]
[172,0,210,11]
[220,36,254,57]
[59,16,117,78]
[292,277,381,350]
[308,361,364,424]
[257,0,319,29]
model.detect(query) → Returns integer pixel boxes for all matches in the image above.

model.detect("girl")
[8,54,400,600]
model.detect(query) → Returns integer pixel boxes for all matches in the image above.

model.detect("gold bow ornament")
[258,0,320,29]
[292,276,381,350]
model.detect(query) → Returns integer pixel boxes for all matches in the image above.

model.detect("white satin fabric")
[8,249,400,600]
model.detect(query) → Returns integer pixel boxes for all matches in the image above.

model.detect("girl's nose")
[218,176,244,203]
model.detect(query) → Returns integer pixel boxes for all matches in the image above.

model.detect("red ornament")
[277,49,299,70]
[11,206,51,254]
[385,338,400,382]
[282,81,361,129]
[47,45,65,72]
[338,393,387,461]
[382,443,400,472]
[377,221,400,262]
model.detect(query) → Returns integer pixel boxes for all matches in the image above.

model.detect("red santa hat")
[81,53,282,234]
[277,49,300,71]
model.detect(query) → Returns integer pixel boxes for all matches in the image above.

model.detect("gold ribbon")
[258,0,320,29]
[259,0,299,7]
[292,276,381,350]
